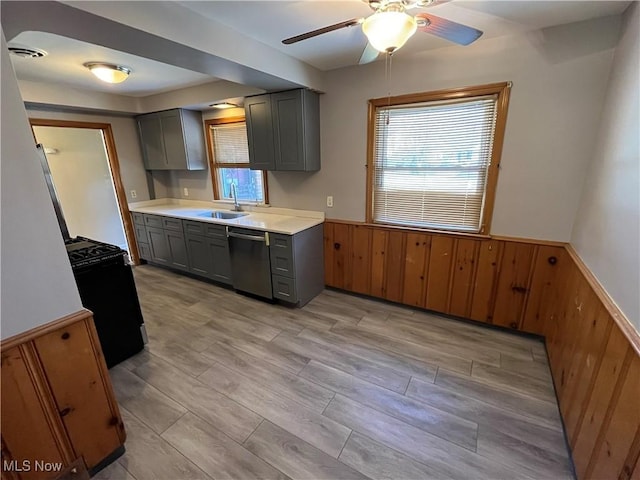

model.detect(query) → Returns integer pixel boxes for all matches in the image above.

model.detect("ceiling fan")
[282,0,483,64]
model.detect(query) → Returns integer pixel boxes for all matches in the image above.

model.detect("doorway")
[30,119,139,263]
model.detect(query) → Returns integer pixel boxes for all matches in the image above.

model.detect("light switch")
[130,190,137,199]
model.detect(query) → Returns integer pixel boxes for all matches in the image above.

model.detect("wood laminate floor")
[97,265,574,480]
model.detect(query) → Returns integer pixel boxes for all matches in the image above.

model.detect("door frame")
[29,118,140,264]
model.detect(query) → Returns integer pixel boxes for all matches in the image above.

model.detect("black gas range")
[65,237,146,368]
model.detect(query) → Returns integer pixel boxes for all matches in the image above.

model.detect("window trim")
[365,81,511,235]
[204,117,269,204]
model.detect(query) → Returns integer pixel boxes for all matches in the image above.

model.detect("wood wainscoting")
[323,220,640,480]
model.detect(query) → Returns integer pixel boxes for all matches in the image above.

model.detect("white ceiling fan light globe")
[362,11,418,53]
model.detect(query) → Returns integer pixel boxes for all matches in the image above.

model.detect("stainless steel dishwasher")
[227,227,273,299]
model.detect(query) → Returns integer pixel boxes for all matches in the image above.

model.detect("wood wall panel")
[469,239,502,322]
[323,221,640,479]
[402,233,430,307]
[424,236,453,312]
[370,230,388,298]
[384,231,406,303]
[587,355,639,479]
[491,242,535,328]
[448,239,478,318]
[350,226,372,295]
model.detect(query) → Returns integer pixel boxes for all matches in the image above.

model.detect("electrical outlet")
[183,187,189,197]
[327,195,334,208]
[130,190,137,199]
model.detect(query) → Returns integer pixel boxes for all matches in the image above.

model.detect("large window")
[367,82,511,234]
[205,117,267,203]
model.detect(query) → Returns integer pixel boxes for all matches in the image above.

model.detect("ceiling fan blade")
[359,42,379,65]
[416,13,483,46]
[282,18,364,45]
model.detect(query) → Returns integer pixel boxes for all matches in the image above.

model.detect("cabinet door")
[245,95,276,170]
[272,90,305,171]
[147,226,171,265]
[166,230,189,271]
[209,238,232,284]
[138,114,167,170]
[34,319,123,470]
[160,111,189,169]
[186,233,213,278]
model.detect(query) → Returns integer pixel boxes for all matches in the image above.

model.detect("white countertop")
[129,199,324,235]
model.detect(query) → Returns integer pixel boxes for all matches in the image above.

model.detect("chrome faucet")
[230,183,242,211]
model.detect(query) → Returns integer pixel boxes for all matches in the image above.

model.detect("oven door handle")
[227,231,267,242]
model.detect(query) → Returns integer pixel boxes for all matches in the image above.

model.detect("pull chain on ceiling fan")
[282,0,483,64]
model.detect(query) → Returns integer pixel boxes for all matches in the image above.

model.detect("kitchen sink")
[201,211,249,220]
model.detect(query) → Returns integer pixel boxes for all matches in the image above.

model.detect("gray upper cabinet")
[245,95,276,171]
[136,108,207,170]
[245,89,320,172]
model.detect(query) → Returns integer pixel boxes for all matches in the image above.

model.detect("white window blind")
[372,95,498,233]
[211,123,249,164]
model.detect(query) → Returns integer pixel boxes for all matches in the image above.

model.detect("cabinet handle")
[548,256,557,265]
[511,285,528,294]
[60,407,71,417]
[61,332,70,340]
[334,243,341,250]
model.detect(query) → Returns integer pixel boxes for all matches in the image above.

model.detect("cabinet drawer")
[272,274,297,303]
[269,233,294,278]
[163,217,183,232]
[132,212,145,226]
[205,224,227,239]
[184,220,205,236]
[144,214,163,228]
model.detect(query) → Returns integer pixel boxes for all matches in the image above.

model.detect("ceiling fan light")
[85,63,131,84]
[362,11,417,53]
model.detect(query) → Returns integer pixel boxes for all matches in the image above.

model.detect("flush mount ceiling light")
[362,7,417,53]
[209,102,238,109]
[84,63,131,84]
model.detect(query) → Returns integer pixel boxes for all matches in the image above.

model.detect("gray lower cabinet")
[184,221,232,285]
[132,212,323,305]
[269,224,324,306]
[140,215,189,271]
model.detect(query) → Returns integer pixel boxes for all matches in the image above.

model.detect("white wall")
[266,16,620,242]
[571,3,639,331]
[25,108,167,200]
[1,30,83,339]
[32,126,128,249]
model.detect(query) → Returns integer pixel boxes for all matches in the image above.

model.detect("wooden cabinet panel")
[370,230,388,298]
[588,354,640,479]
[425,236,453,312]
[469,240,502,322]
[350,226,372,295]
[402,233,430,308]
[520,246,566,335]
[384,231,406,304]
[448,239,479,318]
[33,321,123,470]
[1,345,72,480]
[491,243,535,329]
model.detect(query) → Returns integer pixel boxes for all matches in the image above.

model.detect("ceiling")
[9,31,218,97]
[3,0,631,104]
